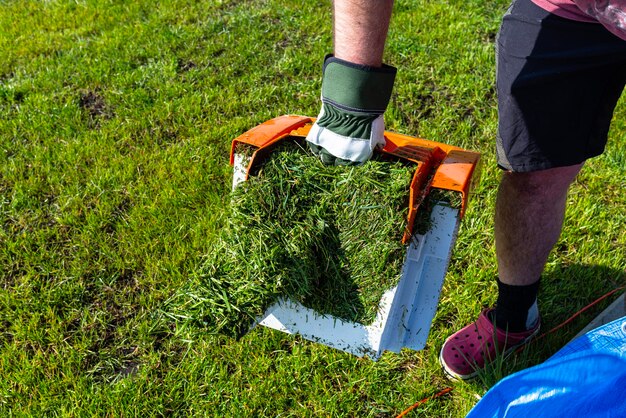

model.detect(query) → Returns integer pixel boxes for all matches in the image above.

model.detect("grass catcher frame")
[230,115,480,359]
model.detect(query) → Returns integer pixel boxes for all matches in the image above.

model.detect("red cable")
[535,285,625,341]
[395,387,453,418]
[395,285,625,417]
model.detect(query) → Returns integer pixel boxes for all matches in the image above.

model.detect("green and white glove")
[306,55,397,165]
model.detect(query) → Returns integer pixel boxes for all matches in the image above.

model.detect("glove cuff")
[321,54,396,114]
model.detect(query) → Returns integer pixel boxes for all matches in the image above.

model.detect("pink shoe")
[439,308,540,380]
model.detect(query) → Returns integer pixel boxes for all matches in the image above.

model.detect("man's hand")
[306,55,396,165]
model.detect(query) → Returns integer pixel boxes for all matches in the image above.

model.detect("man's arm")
[305,0,396,165]
[333,0,394,67]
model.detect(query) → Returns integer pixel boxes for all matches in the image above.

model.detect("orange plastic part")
[230,115,312,168]
[230,115,480,243]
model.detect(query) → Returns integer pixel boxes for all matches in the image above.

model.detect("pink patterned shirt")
[532,0,626,40]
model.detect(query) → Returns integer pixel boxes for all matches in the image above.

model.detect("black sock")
[492,277,540,332]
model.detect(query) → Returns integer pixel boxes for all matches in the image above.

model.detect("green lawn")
[1,0,625,416]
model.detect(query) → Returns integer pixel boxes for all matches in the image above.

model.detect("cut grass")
[1,0,625,416]
[169,138,413,334]
[171,137,466,336]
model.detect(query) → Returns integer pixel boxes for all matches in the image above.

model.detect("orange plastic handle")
[230,115,312,166]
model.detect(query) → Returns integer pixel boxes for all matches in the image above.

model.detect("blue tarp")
[466,316,626,418]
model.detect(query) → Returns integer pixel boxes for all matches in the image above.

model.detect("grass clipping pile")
[178,140,422,337]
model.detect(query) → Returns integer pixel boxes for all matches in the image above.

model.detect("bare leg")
[333,0,394,66]
[495,163,584,286]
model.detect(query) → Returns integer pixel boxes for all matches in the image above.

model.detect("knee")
[502,163,583,197]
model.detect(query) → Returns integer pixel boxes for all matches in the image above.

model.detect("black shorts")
[496,0,626,171]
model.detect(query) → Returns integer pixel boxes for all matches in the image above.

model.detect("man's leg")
[440,0,626,380]
[439,165,582,380]
[492,164,582,332]
[495,165,583,286]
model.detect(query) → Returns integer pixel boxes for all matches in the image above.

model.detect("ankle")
[493,277,541,332]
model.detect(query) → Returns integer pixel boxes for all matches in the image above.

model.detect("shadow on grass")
[294,216,367,324]
[540,262,625,338]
